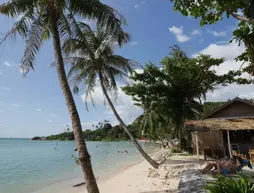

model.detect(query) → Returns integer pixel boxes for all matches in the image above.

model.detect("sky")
[0,0,253,138]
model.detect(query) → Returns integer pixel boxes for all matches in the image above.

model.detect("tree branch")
[230,12,254,23]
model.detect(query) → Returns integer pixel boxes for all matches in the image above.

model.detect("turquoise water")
[0,138,158,193]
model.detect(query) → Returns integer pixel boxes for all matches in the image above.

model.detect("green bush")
[171,147,182,153]
[205,175,254,193]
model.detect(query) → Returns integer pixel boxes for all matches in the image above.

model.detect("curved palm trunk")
[51,17,99,193]
[99,73,159,168]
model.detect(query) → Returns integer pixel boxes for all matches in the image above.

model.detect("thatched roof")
[185,118,254,132]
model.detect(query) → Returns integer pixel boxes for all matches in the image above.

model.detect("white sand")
[78,151,202,193]
[33,151,202,193]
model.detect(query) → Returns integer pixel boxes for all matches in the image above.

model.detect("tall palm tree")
[63,25,159,168]
[133,101,172,145]
[0,1,126,192]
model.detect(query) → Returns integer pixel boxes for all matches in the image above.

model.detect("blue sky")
[0,0,253,138]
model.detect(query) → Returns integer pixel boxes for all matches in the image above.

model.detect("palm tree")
[133,101,172,146]
[0,1,126,192]
[63,25,159,168]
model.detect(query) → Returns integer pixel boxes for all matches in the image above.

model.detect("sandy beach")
[77,150,201,193]
[32,149,202,193]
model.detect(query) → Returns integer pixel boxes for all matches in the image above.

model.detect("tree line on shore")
[34,101,226,142]
[43,121,140,141]
[1,0,254,192]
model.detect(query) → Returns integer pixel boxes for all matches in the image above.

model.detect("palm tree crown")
[64,25,137,107]
[0,0,126,74]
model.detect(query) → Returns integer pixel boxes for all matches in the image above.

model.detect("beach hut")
[185,97,254,161]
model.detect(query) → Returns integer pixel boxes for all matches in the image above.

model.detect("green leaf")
[233,29,243,37]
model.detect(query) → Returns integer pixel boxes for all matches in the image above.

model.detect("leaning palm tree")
[63,25,159,168]
[0,1,127,192]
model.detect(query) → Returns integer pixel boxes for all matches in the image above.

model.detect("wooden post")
[227,130,232,158]
[195,132,199,161]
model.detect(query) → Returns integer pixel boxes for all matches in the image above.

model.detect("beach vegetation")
[205,174,254,193]
[171,147,182,153]
[123,46,251,150]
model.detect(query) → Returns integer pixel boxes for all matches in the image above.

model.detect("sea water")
[0,138,158,193]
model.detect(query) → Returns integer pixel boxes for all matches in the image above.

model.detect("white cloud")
[191,29,201,36]
[11,104,20,108]
[3,61,11,67]
[0,71,3,75]
[168,26,191,43]
[3,87,11,91]
[134,1,146,8]
[214,41,230,45]
[208,29,227,37]
[129,41,138,46]
[36,108,42,112]
[48,120,53,123]
[194,42,245,60]
[207,84,254,102]
[194,42,254,101]
[81,83,143,124]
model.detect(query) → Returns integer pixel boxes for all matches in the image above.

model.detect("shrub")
[171,147,182,153]
[205,174,254,193]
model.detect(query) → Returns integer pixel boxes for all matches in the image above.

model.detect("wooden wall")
[207,101,254,119]
[192,131,225,157]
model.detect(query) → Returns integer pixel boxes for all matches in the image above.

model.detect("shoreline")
[31,148,202,193]
[78,151,201,193]
[31,145,161,193]
[79,149,175,193]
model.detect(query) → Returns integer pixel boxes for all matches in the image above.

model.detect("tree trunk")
[51,17,99,193]
[178,127,182,150]
[99,73,159,168]
[177,120,184,150]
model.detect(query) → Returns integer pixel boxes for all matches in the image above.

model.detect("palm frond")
[94,37,115,59]
[67,59,95,79]
[21,18,44,74]
[50,56,88,67]
[69,0,127,46]
[83,72,97,111]
[104,55,140,73]
[0,0,35,18]
[0,9,35,44]
[64,9,94,57]
[58,14,72,41]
